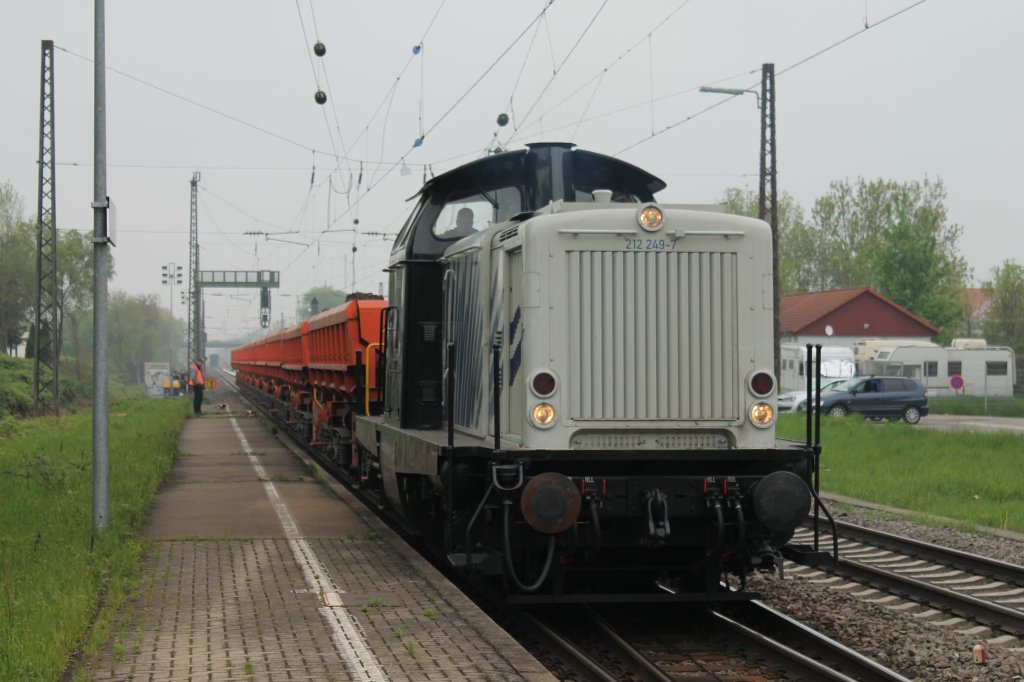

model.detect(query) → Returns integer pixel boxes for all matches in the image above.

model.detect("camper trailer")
[853,338,939,374]
[780,344,856,393]
[868,343,1016,398]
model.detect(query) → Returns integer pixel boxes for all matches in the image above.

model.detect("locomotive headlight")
[750,402,775,428]
[531,402,556,428]
[637,205,663,232]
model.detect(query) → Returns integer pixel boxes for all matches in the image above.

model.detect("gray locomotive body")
[354,143,815,601]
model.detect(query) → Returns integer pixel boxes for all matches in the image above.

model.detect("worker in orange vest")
[189,359,205,415]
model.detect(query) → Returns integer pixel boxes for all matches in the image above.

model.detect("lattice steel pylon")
[758,63,779,380]
[187,172,202,364]
[34,39,59,414]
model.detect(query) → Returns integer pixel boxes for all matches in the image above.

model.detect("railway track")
[787,520,1024,638]
[712,600,912,681]
[514,606,675,682]
[519,601,909,681]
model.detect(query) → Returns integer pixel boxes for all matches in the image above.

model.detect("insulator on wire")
[314,90,327,105]
[412,44,422,55]
[314,41,326,57]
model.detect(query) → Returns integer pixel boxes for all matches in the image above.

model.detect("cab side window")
[432,187,523,240]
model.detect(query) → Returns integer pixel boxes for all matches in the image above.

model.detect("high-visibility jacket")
[189,364,205,387]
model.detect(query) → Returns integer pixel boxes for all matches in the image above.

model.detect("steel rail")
[792,518,1024,634]
[711,601,912,682]
[829,519,1024,586]
[513,611,626,682]
[583,606,676,682]
[831,558,1024,636]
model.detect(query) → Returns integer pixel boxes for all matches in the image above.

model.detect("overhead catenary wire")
[53,45,417,172]
[54,45,326,157]
[503,15,546,132]
[341,0,447,166]
[614,0,932,156]
[504,0,609,146]
[293,0,352,186]
[419,1,556,144]
[504,0,692,146]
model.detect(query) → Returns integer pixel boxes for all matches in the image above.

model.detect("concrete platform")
[86,381,554,681]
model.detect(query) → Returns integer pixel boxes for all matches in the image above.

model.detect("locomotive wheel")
[827,404,848,418]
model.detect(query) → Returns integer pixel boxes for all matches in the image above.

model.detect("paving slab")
[84,379,554,681]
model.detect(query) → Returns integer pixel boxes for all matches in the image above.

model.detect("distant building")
[960,288,994,337]
[780,287,939,353]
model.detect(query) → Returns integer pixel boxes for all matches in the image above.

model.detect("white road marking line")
[230,418,387,682]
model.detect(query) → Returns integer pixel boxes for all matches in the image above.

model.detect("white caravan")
[780,344,856,393]
[867,344,1016,398]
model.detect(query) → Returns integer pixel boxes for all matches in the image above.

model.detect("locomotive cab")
[382,143,662,431]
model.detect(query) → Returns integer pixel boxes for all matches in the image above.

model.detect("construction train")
[233,143,828,602]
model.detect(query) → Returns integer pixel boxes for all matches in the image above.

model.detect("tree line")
[1,181,181,412]
[724,178,1023,376]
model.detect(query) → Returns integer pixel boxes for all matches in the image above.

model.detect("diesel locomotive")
[234,143,825,602]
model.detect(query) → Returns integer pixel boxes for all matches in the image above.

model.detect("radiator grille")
[567,250,739,421]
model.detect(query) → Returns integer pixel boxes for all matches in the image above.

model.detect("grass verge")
[928,394,1024,418]
[0,398,188,680]
[778,413,1024,533]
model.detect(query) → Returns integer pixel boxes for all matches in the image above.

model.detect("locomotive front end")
[502,202,779,452]
[466,200,813,597]
[354,143,819,601]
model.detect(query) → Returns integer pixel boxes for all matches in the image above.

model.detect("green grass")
[0,398,188,680]
[778,413,1024,532]
[928,394,1024,417]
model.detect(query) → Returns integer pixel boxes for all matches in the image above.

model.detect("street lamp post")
[161,263,183,372]
[700,63,779,379]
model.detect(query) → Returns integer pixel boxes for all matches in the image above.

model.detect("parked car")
[814,376,929,424]
[777,379,845,413]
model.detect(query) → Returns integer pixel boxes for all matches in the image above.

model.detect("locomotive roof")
[393,143,667,262]
[418,142,666,203]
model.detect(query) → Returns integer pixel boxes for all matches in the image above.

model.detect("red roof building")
[780,287,939,348]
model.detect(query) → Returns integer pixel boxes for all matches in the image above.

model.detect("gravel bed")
[752,502,1024,681]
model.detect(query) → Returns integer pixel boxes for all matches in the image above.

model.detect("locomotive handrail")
[364,343,380,415]
[446,343,455,449]
[803,343,837,563]
[379,306,396,413]
[442,268,456,447]
[492,334,502,454]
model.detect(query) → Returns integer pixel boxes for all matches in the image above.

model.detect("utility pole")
[758,63,779,381]
[188,172,202,363]
[34,39,59,415]
[92,0,111,532]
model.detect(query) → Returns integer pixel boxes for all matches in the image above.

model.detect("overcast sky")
[3,1,1022,342]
